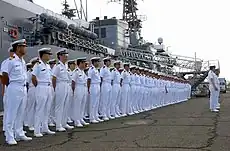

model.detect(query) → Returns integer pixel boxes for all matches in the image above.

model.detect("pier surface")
[0,93,230,151]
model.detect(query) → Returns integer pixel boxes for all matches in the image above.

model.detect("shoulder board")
[57,62,60,64]
[67,69,70,72]
[113,69,116,71]
[9,56,15,60]
[38,61,41,64]
[90,66,94,69]
[103,65,105,68]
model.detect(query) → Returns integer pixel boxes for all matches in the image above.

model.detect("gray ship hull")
[0,0,96,111]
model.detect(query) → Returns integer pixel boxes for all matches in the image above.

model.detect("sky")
[34,0,230,79]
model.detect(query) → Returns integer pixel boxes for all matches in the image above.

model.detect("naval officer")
[32,48,56,137]
[72,57,89,127]
[99,57,112,120]
[208,66,219,112]
[120,63,131,116]
[52,48,74,131]
[87,57,102,123]
[0,46,14,133]
[1,39,32,145]
[25,57,39,131]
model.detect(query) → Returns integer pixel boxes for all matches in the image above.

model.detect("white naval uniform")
[2,54,28,142]
[88,65,101,122]
[72,67,88,126]
[111,68,122,117]
[208,70,220,110]
[130,73,137,113]
[0,58,10,132]
[25,70,36,129]
[53,61,70,130]
[100,65,112,119]
[120,69,131,115]
[32,61,53,135]
[67,69,74,121]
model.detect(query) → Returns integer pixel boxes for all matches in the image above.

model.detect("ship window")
[101,28,106,38]
[94,29,99,35]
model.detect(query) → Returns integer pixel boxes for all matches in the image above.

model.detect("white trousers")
[5,84,27,142]
[3,87,7,131]
[73,85,87,122]
[121,84,130,114]
[100,82,112,117]
[34,85,53,134]
[111,84,121,116]
[26,86,36,128]
[89,84,100,120]
[55,82,69,128]
[209,88,219,110]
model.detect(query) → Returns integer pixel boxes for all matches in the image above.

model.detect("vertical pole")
[85,0,88,21]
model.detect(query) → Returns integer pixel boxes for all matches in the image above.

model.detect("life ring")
[10,28,18,39]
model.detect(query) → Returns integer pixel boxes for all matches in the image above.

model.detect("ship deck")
[0,93,229,151]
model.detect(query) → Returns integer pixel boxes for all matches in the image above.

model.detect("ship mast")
[61,0,76,19]
[109,0,146,46]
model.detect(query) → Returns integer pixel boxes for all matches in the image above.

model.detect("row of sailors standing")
[0,39,191,145]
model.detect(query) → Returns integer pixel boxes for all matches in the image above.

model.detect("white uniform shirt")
[27,71,34,87]
[72,67,87,85]
[88,65,101,84]
[52,61,69,83]
[32,61,52,84]
[1,54,27,85]
[111,68,121,85]
[67,69,74,84]
[121,69,131,84]
[100,65,112,83]
[208,70,219,89]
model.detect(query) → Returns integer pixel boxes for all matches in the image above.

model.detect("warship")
[0,0,220,111]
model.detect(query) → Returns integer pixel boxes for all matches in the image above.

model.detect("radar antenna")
[62,0,76,19]
[108,0,146,46]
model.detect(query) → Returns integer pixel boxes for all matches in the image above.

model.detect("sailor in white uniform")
[1,39,32,145]
[72,57,89,127]
[120,63,131,116]
[0,46,14,133]
[32,48,55,137]
[87,57,103,123]
[111,61,122,118]
[25,57,39,131]
[208,66,219,112]
[52,48,74,131]
[67,59,76,123]
[99,57,112,120]
[47,59,56,127]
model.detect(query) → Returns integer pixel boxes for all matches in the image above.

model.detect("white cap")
[67,59,76,63]
[90,56,100,61]
[113,60,121,64]
[56,48,68,55]
[38,48,52,53]
[29,57,39,63]
[130,65,136,69]
[119,67,124,70]
[123,62,130,66]
[103,57,111,61]
[8,47,13,52]
[11,39,27,47]
[48,59,56,64]
[26,63,32,66]
[77,57,87,61]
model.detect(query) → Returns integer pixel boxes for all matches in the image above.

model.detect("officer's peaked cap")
[38,48,52,54]
[68,59,76,64]
[90,57,100,61]
[103,57,111,61]
[48,59,56,64]
[26,62,32,66]
[11,39,27,47]
[113,60,121,65]
[29,57,39,63]
[57,48,68,55]
[77,57,87,62]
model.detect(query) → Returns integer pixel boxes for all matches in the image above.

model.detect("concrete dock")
[0,93,229,151]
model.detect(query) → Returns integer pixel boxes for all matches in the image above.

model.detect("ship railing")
[3,0,89,28]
